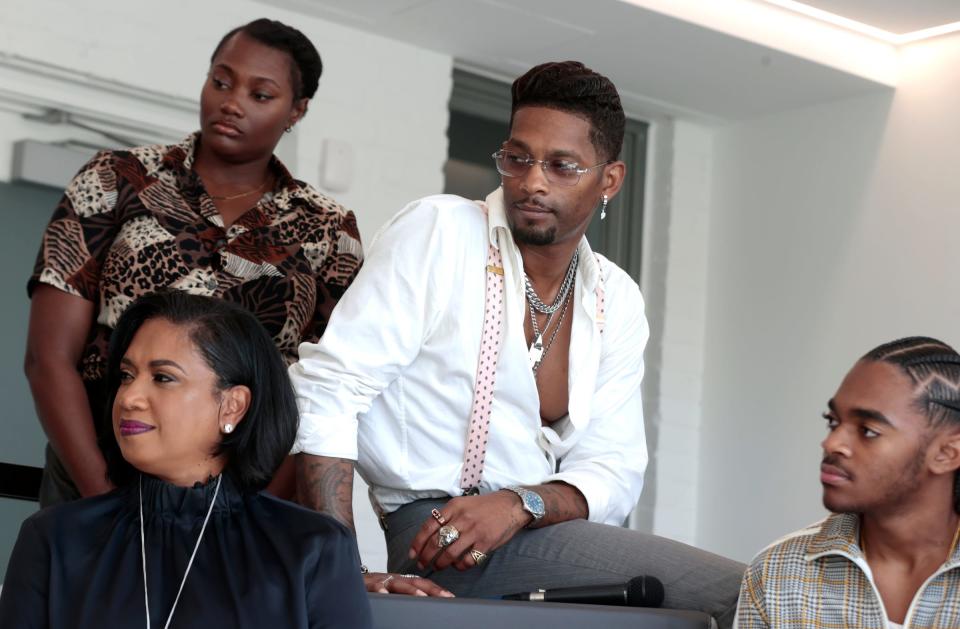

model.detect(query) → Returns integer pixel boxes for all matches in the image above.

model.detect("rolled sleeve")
[291,410,359,459]
[544,266,649,525]
[28,150,117,302]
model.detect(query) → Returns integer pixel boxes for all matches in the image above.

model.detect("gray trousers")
[384,499,744,629]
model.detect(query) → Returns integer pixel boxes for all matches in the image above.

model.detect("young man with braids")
[288,61,744,626]
[736,337,960,628]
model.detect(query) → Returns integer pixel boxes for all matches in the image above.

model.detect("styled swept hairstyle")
[863,336,960,513]
[510,60,625,162]
[102,290,298,492]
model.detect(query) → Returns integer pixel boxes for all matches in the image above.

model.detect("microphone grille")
[626,576,664,607]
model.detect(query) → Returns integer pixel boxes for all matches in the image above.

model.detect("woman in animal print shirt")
[25,18,362,506]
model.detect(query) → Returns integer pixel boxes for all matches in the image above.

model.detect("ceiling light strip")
[761,0,899,43]
[763,0,960,44]
[897,21,960,44]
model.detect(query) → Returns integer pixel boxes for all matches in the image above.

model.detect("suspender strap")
[458,242,606,493]
[459,243,505,492]
[595,255,605,333]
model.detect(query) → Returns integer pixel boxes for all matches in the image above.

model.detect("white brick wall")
[649,121,714,545]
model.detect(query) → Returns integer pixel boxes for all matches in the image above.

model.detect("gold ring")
[431,508,446,525]
[437,524,460,548]
[470,549,489,566]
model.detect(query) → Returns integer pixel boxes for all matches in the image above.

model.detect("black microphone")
[502,576,664,607]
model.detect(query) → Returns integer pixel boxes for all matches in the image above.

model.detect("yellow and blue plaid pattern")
[735,513,960,628]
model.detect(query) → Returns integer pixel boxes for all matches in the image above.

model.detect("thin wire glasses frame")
[492,149,612,187]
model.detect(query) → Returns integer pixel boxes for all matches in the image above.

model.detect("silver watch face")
[524,491,545,519]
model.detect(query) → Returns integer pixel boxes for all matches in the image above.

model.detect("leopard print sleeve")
[305,199,363,345]
[28,150,120,303]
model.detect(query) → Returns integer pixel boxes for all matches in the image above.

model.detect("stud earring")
[284,126,293,133]
[600,194,609,221]
[222,423,234,434]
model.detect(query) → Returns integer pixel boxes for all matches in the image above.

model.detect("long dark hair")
[102,290,298,491]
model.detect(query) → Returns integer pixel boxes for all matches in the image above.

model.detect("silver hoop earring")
[222,423,234,434]
[600,194,609,221]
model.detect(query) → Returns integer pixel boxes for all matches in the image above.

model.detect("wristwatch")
[503,486,546,526]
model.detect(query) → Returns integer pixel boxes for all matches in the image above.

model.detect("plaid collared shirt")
[735,512,960,628]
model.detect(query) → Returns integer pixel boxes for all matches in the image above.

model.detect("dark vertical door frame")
[449,67,648,285]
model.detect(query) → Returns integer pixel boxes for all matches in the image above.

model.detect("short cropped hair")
[863,336,960,513]
[212,18,322,100]
[510,61,625,162]
[102,291,298,492]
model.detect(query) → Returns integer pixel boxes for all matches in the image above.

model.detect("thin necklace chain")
[524,250,579,315]
[140,474,222,629]
[209,178,269,201]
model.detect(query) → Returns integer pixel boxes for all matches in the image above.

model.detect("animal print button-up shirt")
[735,512,960,628]
[29,133,363,383]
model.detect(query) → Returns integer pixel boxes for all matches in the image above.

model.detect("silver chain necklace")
[140,474,222,629]
[524,250,579,315]
[528,286,574,373]
[525,250,578,368]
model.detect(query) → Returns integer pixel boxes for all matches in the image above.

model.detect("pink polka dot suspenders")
[458,224,606,495]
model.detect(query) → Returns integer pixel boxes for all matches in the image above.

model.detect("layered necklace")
[525,250,578,373]
[140,474,222,629]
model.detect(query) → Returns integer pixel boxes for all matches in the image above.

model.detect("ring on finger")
[437,524,461,548]
[431,508,446,525]
[470,549,489,566]
[381,575,394,586]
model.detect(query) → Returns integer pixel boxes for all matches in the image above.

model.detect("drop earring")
[600,194,609,221]
[222,423,234,434]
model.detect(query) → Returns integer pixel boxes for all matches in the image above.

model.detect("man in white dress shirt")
[290,61,743,627]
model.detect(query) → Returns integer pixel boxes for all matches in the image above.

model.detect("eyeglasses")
[492,149,611,187]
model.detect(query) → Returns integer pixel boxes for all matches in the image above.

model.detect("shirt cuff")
[292,410,359,459]
[544,466,641,526]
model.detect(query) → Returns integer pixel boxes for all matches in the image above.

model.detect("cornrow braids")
[510,61,625,162]
[864,336,960,513]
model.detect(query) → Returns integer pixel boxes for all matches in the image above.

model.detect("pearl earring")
[600,194,609,221]
[222,423,234,434]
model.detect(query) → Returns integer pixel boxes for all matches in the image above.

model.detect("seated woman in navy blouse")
[0,291,372,628]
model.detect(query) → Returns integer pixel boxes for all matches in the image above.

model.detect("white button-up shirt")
[290,190,649,525]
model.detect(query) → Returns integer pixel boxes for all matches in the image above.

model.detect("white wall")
[632,118,715,544]
[0,0,453,573]
[697,33,960,563]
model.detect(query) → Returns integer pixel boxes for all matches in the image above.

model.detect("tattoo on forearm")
[530,482,588,527]
[296,456,356,532]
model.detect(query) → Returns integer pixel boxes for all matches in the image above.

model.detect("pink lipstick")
[119,419,155,436]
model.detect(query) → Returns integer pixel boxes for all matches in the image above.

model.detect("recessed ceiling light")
[762,0,960,45]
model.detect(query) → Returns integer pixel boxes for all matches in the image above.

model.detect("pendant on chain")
[529,335,545,369]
